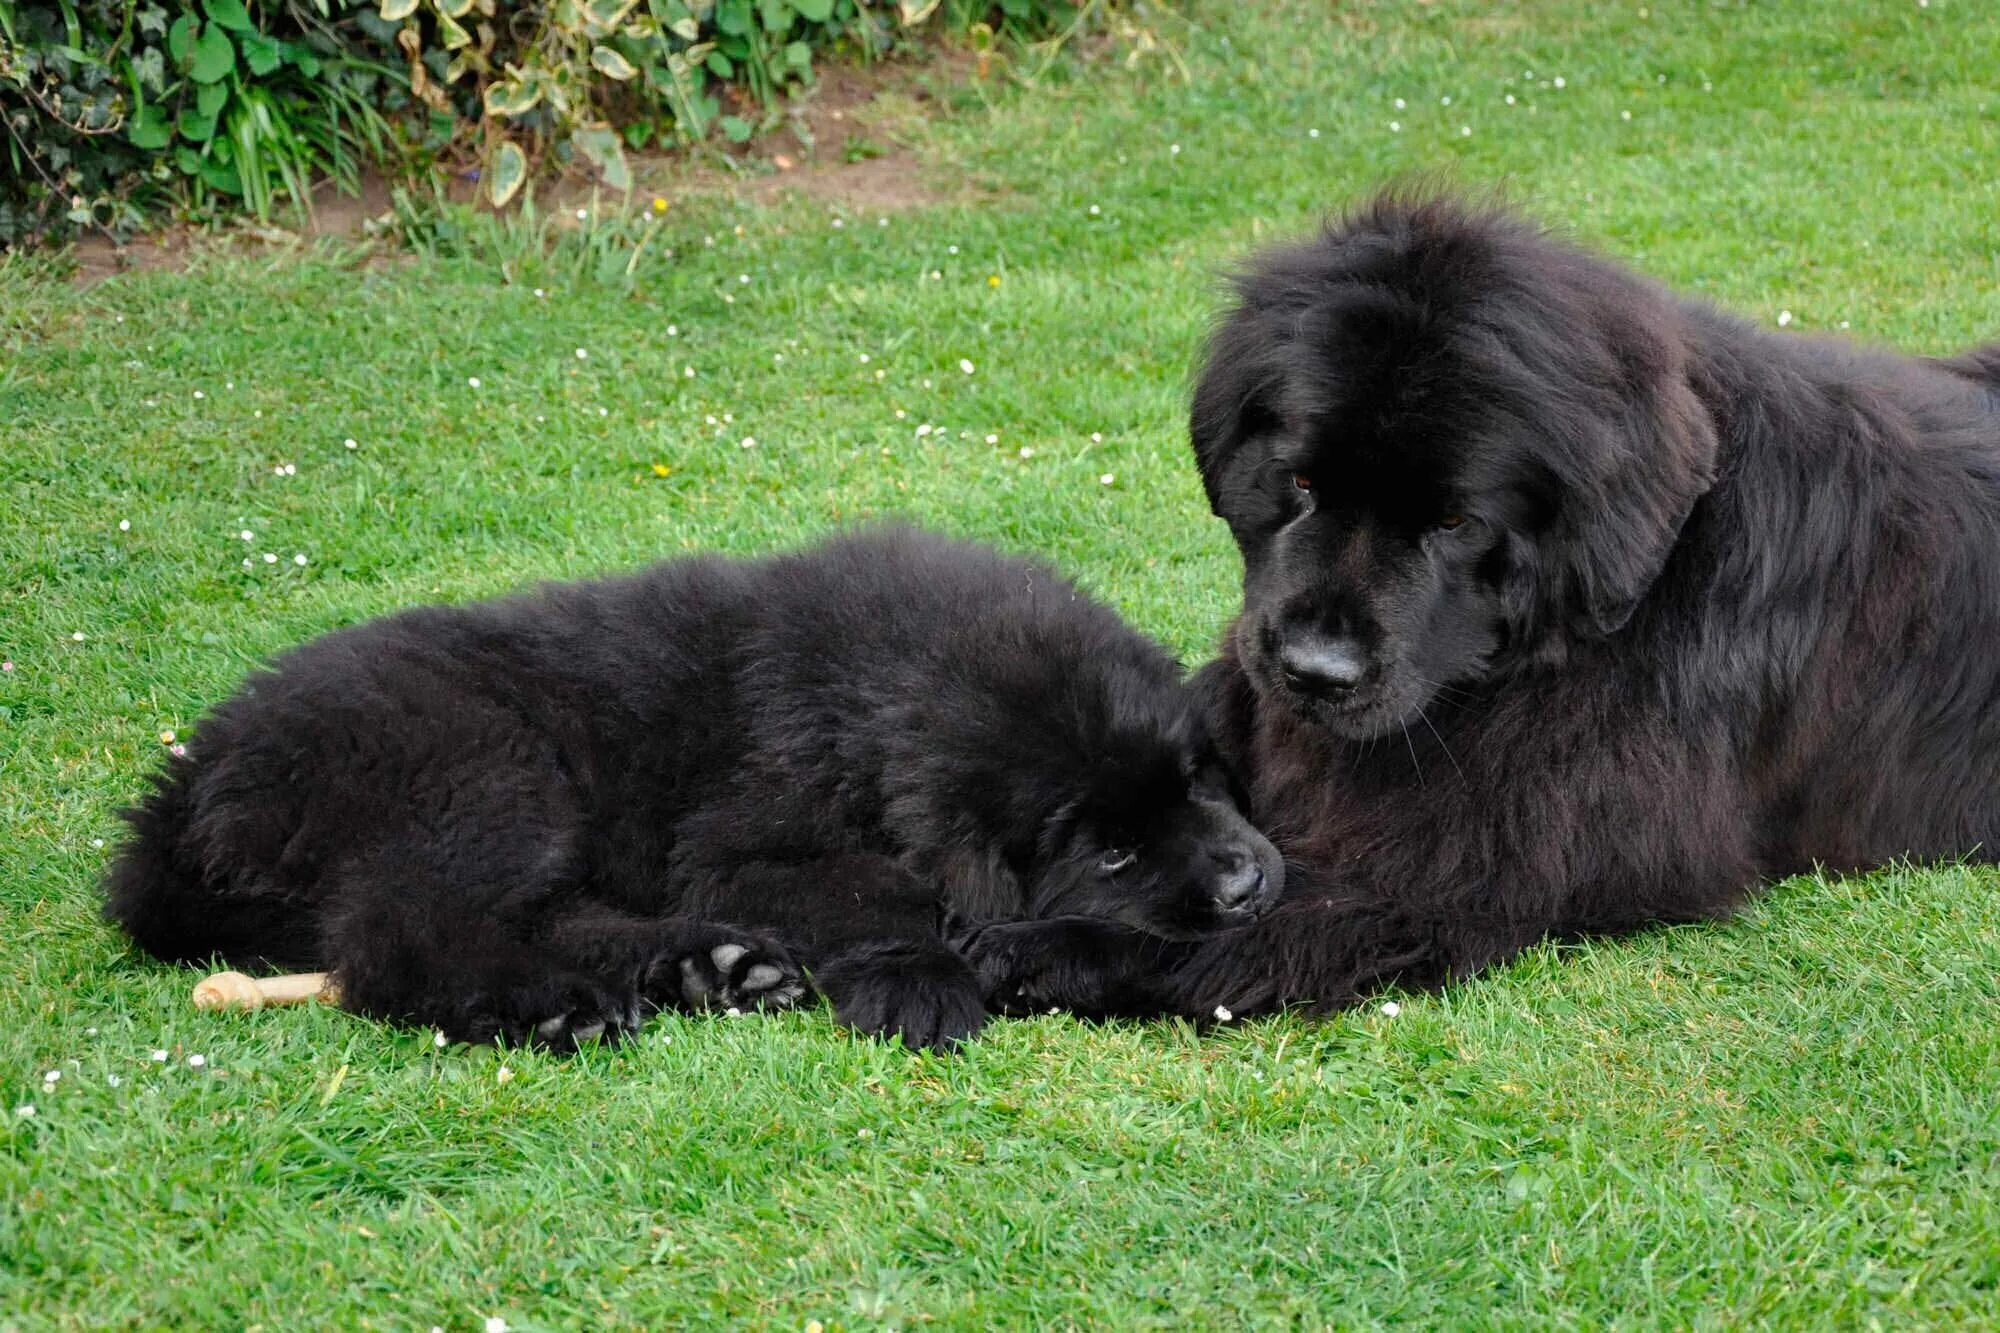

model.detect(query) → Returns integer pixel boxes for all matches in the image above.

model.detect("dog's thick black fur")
[105,527,1282,1050]
[968,192,2000,1019]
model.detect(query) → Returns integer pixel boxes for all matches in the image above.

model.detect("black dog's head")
[1190,192,1719,740]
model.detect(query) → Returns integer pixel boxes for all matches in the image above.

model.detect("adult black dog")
[106,527,1281,1050]
[969,193,2000,1019]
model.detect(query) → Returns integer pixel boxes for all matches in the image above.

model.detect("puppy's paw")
[954,917,1161,1017]
[449,976,644,1053]
[652,933,809,1014]
[816,941,987,1052]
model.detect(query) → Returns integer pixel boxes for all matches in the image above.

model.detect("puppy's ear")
[936,847,1027,923]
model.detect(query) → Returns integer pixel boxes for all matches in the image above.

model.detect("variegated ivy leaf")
[484,77,543,117]
[436,10,472,48]
[379,0,419,21]
[487,139,528,208]
[898,0,942,25]
[573,125,632,191]
[433,0,475,18]
[591,46,638,80]
[581,0,640,32]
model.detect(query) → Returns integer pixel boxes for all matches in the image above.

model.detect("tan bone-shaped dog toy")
[191,970,339,1012]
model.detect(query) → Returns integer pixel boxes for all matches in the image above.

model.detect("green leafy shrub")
[1,0,403,246]
[1,0,1100,247]
[365,0,1086,209]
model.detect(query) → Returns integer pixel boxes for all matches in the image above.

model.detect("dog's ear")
[1553,337,1718,640]
[1189,316,1269,516]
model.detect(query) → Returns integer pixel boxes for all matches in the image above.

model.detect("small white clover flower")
[1778,310,1794,327]
[496,1065,515,1085]
[43,1069,60,1084]
[468,376,482,389]
[1212,1005,1234,1022]
[119,519,131,531]
[187,1053,205,1068]
[1099,473,1116,486]
[293,554,307,566]
[151,1049,168,1062]
[959,359,975,375]
[1381,1001,1401,1017]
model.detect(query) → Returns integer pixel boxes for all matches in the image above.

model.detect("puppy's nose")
[1212,858,1267,912]
[1280,633,1368,697]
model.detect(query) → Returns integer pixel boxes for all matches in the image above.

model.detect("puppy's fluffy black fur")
[104,527,1281,1050]
[972,192,2000,1018]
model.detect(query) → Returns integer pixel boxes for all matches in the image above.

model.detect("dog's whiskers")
[1414,703,1467,785]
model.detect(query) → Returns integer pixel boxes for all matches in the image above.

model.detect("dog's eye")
[1292,474,1314,491]
[1435,514,1467,531]
[1097,849,1137,875]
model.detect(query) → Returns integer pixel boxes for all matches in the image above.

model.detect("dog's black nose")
[1280,634,1368,697]
[1213,858,1267,912]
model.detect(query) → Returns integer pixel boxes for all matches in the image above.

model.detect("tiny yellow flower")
[987,274,1001,288]
[652,196,669,213]
[651,463,672,477]
[158,729,176,745]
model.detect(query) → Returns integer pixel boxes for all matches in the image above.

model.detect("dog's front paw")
[650,933,809,1014]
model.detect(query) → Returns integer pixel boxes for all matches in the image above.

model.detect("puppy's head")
[1024,710,1286,940]
[1190,192,1718,740]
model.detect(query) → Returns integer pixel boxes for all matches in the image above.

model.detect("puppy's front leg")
[953,917,1192,1019]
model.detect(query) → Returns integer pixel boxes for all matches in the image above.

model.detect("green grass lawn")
[6,0,2000,1325]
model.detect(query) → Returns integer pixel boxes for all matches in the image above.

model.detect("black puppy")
[105,527,1281,1050]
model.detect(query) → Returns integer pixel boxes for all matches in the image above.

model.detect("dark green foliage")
[0,0,1088,246]
[1,1,402,246]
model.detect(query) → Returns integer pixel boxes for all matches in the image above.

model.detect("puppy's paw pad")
[660,935,808,1013]
[452,979,642,1053]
